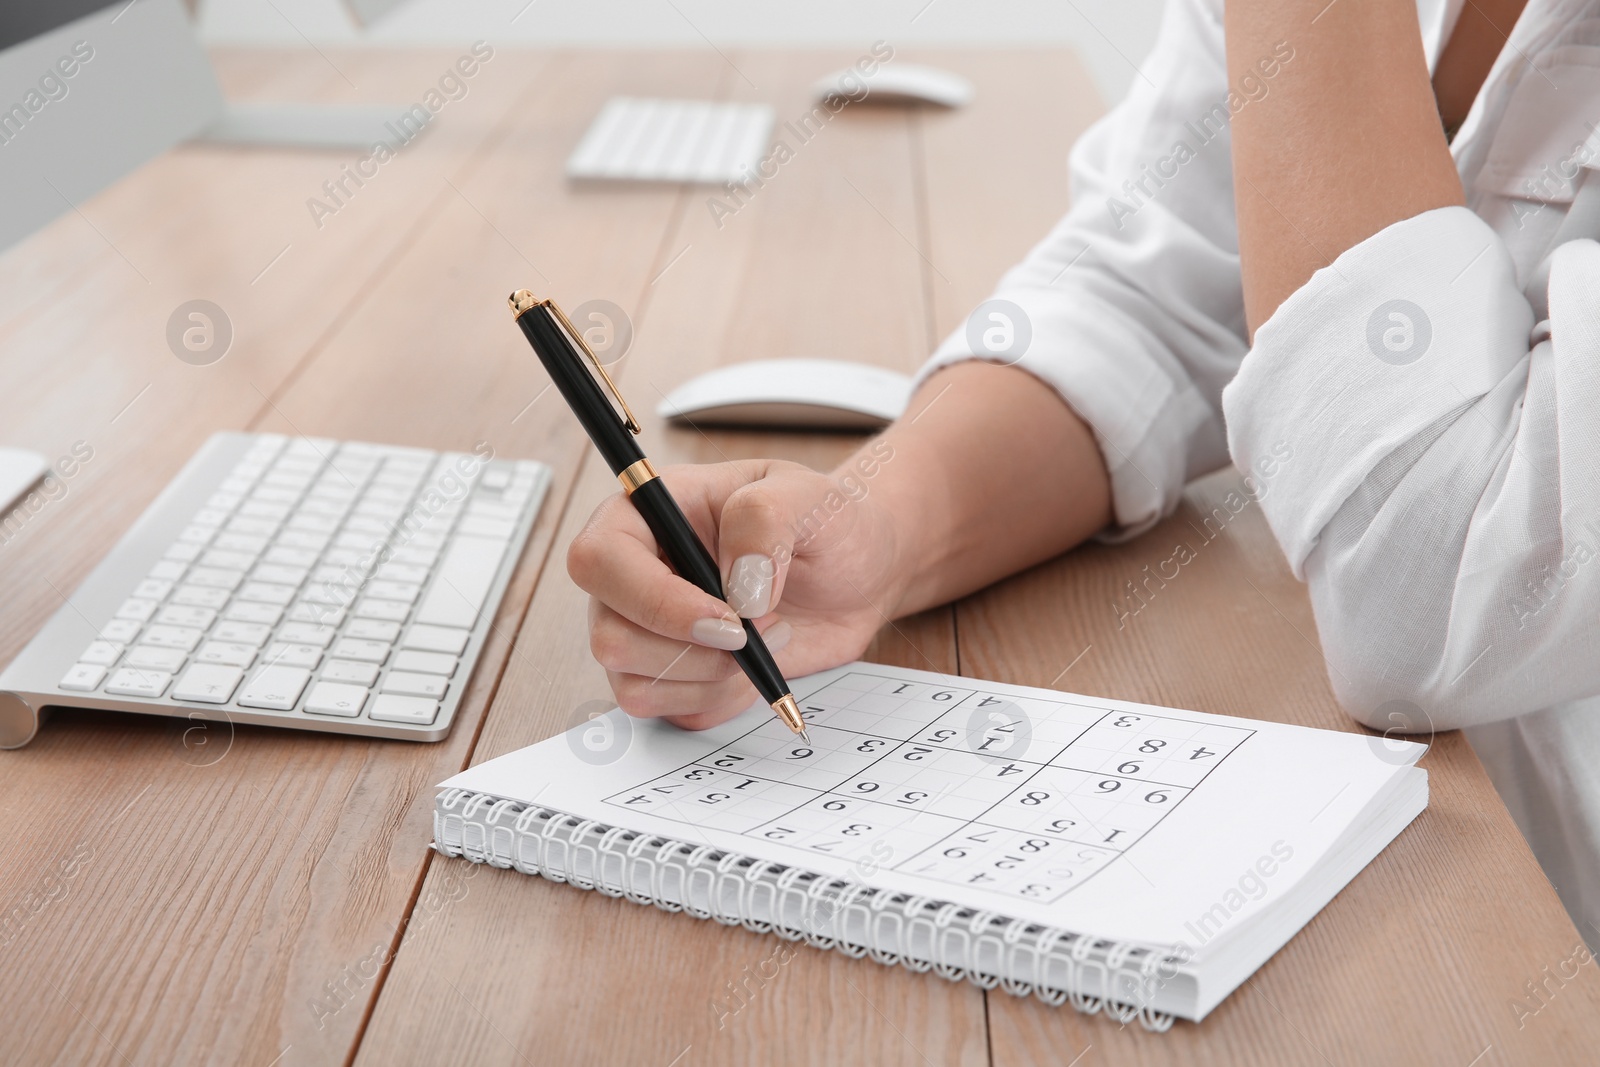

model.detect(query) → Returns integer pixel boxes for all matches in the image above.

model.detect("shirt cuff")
[1222,206,1535,577]
[916,295,1217,542]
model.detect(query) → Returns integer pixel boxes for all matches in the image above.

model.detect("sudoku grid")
[603,672,1254,903]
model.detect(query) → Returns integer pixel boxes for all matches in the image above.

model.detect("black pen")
[508,289,809,743]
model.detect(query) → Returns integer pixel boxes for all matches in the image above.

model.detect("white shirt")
[919,0,1600,941]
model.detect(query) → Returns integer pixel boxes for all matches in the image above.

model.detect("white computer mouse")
[814,64,975,109]
[656,359,913,430]
[0,447,46,516]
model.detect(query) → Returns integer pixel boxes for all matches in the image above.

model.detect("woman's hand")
[568,456,906,730]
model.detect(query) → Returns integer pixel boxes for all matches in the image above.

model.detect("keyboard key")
[392,650,456,676]
[148,560,189,582]
[238,582,296,605]
[321,659,380,685]
[382,672,447,699]
[201,549,258,571]
[79,640,123,665]
[157,605,216,629]
[365,580,420,604]
[354,598,409,622]
[277,622,334,647]
[264,642,322,669]
[304,682,368,718]
[389,547,438,567]
[177,523,217,545]
[172,586,230,609]
[302,588,356,609]
[253,564,308,587]
[213,621,271,646]
[415,535,510,628]
[368,694,438,725]
[213,532,269,554]
[116,598,159,622]
[206,491,242,511]
[226,517,278,537]
[186,567,245,590]
[164,541,204,563]
[264,546,318,568]
[195,641,257,667]
[125,646,187,671]
[172,664,243,704]
[237,665,311,710]
[131,578,173,601]
[288,602,345,625]
[224,601,283,625]
[330,638,389,663]
[59,663,107,691]
[105,668,173,698]
[467,501,521,521]
[299,498,349,518]
[375,562,428,584]
[345,516,395,535]
[355,501,405,520]
[345,619,400,642]
[400,624,469,655]
[288,514,338,533]
[458,516,516,539]
[311,565,357,586]
[192,507,231,526]
[277,530,331,551]
[142,625,203,651]
[99,619,142,643]
[320,548,369,569]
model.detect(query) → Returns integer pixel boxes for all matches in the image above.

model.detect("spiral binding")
[434,788,1180,1031]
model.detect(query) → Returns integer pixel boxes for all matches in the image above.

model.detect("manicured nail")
[727,554,776,618]
[691,616,747,650]
[762,620,793,653]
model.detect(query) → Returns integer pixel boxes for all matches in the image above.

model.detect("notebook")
[433,663,1427,1029]
[565,97,775,184]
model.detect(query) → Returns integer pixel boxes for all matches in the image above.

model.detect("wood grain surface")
[0,46,1594,1067]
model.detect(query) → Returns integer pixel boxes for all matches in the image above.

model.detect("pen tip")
[800,727,811,745]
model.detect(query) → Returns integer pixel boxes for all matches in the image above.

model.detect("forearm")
[1227,0,1464,335]
[840,361,1111,617]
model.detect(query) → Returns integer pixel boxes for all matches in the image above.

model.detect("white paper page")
[442,663,1425,950]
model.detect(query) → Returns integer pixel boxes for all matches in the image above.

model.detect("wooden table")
[1,47,1596,1067]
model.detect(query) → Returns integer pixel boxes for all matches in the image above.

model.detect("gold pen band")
[772,694,805,735]
[617,458,659,495]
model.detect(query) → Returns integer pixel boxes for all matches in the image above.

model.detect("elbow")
[1306,557,1476,737]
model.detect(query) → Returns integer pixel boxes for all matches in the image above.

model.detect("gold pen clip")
[508,289,641,435]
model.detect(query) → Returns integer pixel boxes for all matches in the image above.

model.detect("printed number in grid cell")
[768,746,880,789]
[897,825,1010,881]
[610,765,728,805]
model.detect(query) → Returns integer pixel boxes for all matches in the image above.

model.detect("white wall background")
[197,0,1164,103]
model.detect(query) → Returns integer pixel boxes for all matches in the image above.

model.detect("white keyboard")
[566,97,775,184]
[0,432,549,748]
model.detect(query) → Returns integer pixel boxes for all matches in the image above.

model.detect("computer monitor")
[0,0,224,252]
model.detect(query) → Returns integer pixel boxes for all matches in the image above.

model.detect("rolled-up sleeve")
[1224,203,1600,730]
[917,0,1251,539]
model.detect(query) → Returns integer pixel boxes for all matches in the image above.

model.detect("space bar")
[414,535,511,627]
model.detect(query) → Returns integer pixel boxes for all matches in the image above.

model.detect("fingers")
[715,469,832,618]
[568,492,747,651]
[606,669,759,729]
[588,598,792,683]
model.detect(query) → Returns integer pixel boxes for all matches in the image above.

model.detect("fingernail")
[691,616,747,650]
[727,554,776,618]
[762,620,793,653]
